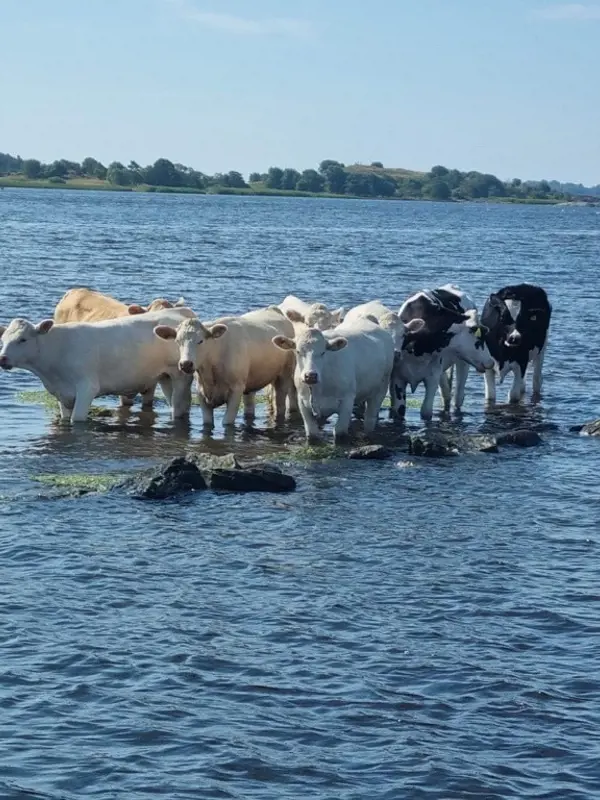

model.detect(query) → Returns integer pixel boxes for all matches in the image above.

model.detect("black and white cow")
[390,287,494,420]
[480,283,551,403]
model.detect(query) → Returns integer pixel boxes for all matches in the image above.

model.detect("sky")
[1,0,599,183]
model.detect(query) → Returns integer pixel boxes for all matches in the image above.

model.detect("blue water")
[1,189,600,799]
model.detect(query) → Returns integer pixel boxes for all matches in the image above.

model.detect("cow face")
[481,294,517,346]
[451,315,494,372]
[273,328,347,386]
[154,318,228,374]
[0,318,54,371]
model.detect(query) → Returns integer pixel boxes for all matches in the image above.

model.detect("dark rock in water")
[348,445,394,460]
[569,424,584,433]
[121,457,207,500]
[408,431,459,458]
[209,468,296,493]
[188,452,240,471]
[468,435,499,454]
[574,420,600,436]
[530,422,561,433]
[496,429,543,448]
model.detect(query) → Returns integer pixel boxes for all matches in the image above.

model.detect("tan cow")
[53,288,189,409]
[154,305,296,428]
[54,288,186,324]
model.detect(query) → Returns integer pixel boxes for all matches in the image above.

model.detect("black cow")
[480,283,551,403]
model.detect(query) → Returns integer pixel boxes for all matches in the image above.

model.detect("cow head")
[495,287,551,351]
[378,312,426,350]
[0,318,54,371]
[399,291,469,334]
[285,304,342,331]
[273,327,347,386]
[154,317,228,374]
[450,311,494,372]
[128,297,187,315]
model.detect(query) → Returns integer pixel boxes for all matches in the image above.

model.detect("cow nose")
[179,360,194,374]
[303,371,319,385]
[507,331,521,346]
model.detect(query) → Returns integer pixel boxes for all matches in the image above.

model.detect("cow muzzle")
[0,355,12,371]
[505,331,521,347]
[302,371,319,386]
[179,360,195,374]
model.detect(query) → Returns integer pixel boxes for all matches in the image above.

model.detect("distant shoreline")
[0,176,583,205]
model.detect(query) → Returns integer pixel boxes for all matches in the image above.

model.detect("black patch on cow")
[481,283,551,375]
[425,288,465,316]
[402,328,453,357]
[400,288,468,333]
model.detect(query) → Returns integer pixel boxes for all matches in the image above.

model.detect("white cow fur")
[154,306,296,428]
[391,313,494,420]
[273,316,394,442]
[278,295,345,331]
[343,300,424,350]
[0,308,196,422]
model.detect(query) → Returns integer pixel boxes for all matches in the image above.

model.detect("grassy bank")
[0,175,568,205]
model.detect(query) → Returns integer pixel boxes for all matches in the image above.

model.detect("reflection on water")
[1,190,600,800]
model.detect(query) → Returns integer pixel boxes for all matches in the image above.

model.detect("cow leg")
[389,374,407,419]
[158,375,173,406]
[364,383,388,434]
[286,380,299,414]
[170,375,193,419]
[508,365,524,403]
[243,391,256,420]
[334,396,354,441]
[59,401,72,421]
[120,393,136,408]
[298,399,321,442]
[223,385,244,426]
[140,385,156,410]
[439,370,452,412]
[268,378,287,421]
[484,368,496,404]
[71,381,98,422]
[454,360,470,412]
[532,345,546,400]
[197,393,215,428]
[354,400,366,420]
[421,375,439,420]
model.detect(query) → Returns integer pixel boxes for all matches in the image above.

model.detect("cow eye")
[18,337,27,344]
[530,314,537,321]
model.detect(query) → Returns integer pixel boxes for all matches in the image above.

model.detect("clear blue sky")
[2,0,599,183]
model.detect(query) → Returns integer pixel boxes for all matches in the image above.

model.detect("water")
[1,189,600,799]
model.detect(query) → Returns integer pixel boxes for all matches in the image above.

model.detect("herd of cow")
[0,283,552,441]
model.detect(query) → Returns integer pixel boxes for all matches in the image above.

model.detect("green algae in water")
[291,443,346,461]
[16,389,58,408]
[32,473,122,493]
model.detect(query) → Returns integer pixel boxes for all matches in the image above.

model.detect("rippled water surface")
[1,189,600,799]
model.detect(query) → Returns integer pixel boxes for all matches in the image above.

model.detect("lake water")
[1,188,600,799]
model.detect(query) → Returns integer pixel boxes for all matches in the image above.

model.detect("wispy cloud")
[533,3,600,20]
[166,0,313,38]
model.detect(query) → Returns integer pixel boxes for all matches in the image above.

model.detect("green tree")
[145,158,181,187]
[265,167,284,189]
[427,179,451,201]
[325,165,347,194]
[23,159,42,179]
[46,160,69,178]
[318,159,344,174]
[106,162,131,186]
[430,165,449,178]
[249,172,262,183]
[225,171,247,188]
[371,161,384,168]
[281,168,301,190]
[296,169,326,192]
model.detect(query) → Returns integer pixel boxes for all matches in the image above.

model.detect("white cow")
[343,300,425,350]
[435,284,486,412]
[0,307,196,422]
[272,315,394,442]
[391,288,494,420]
[278,295,345,331]
[154,305,296,428]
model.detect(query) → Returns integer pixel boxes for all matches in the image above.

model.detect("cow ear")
[128,304,146,315]
[331,307,345,323]
[286,309,305,324]
[36,319,54,335]
[326,336,347,351]
[174,297,186,307]
[272,335,296,351]
[405,318,425,334]
[154,325,177,340]
[208,323,228,339]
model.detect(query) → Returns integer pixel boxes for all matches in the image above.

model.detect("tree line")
[0,151,572,201]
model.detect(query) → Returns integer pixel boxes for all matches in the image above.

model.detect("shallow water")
[1,189,600,799]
